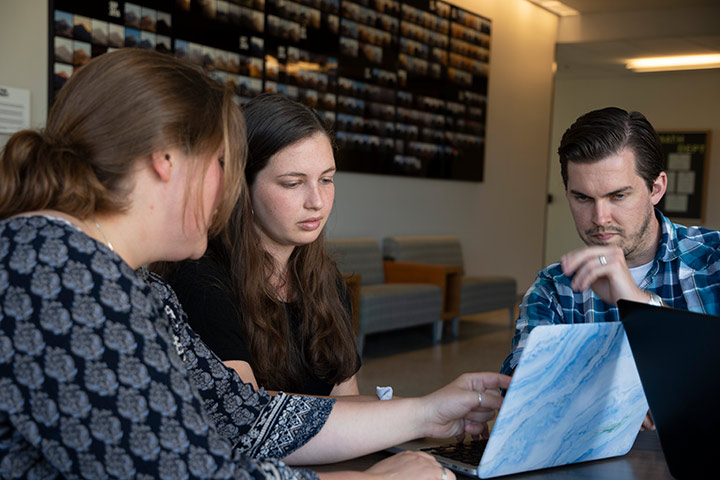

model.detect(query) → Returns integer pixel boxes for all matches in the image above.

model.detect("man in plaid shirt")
[501,107,720,395]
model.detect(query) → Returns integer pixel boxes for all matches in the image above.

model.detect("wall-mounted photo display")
[49,0,490,181]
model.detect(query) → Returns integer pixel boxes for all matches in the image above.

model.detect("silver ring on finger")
[441,466,448,480]
[478,392,483,407]
[598,255,607,265]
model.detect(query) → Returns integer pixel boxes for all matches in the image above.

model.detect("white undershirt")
[629,260,653,287]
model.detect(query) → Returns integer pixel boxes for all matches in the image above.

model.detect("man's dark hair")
[558,107,664,190]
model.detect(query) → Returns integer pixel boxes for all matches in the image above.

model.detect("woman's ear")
[151,152,173,183]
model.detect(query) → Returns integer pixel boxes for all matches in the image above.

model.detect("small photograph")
[447,67,472,87]
[124,27,141,48]
[175,0,191,12]
[189,42,204,64]
[434,1,451,18]
[125,3,142,29]
[318,92,336,110]
[319,110,335,129]
[327,14,339,34]
[227,52,240,73]
[140,31,156,50]
[73,40,91,67]
[174,39,190,59]
[54,62,74,93]
[264,81,279,94]
[340,37,358,57]
[73,15,91,43]
[156,35,171,53]
[250,37,264,56]
[216,1,230,23]
[379,13,398,35]
[202,45,217,70]
[199,0,217,19]
[298,88,318,109]
[245,57,260,78]
[277,82,298,99]
[226,73,239,92]
[397,90,412,107]
[252,11,265,32]
[91,19,108,46]
[140,7,157,32]
[340,18,358,39]
[54,36,74,64]
[322,0,339,15]
[157,11,172,35]
[215,49,229,71]
[108,24,125,48]
[54,11,73,38]
[264,54,280,80]
[432,47,447,65]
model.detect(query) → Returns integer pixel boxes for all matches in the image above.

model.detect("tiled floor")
[356,307,518,398]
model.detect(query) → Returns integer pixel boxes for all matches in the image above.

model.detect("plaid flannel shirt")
[501,210,720,375]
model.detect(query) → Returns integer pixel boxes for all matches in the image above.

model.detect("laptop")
[618,300,719,479]
[392,322,649,478]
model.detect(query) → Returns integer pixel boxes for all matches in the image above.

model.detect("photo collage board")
[50,0,491,181]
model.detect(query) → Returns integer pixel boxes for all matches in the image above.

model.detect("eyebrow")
[276,167,336,178]
[569,186,633,198]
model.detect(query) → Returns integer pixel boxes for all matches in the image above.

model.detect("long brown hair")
[214,94,358,391]
[0,49,244,234]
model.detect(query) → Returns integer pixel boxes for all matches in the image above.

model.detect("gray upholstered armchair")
[383,236,517,335]
[327,237,445,353]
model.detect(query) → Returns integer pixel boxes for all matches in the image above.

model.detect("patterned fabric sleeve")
[0,216,326,479]
[141,269,335,459]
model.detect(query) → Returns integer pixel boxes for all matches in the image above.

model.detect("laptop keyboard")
[421,439,489,465]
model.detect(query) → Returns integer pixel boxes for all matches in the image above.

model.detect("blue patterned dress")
[0,215,334,479]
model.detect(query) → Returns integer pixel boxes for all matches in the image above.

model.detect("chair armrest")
[383,261,462,319]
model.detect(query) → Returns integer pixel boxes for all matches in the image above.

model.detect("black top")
[167,243,360,396]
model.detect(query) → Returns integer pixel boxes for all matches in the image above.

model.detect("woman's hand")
[364,451,454,479]
[420,372,511,440]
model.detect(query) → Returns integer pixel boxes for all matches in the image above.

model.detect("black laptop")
[618,300,720,479]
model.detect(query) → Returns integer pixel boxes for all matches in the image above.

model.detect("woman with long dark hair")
[167,94,359,396]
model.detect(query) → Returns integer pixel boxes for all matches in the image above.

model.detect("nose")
[304,184,324,210]
[592,200,612,226]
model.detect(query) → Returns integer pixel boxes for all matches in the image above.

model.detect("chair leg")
[432,320,443,343]
[451,317,459,338]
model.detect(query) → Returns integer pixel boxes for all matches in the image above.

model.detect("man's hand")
[560,245,649,306]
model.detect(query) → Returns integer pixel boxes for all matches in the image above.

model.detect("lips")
[298,217,323,231]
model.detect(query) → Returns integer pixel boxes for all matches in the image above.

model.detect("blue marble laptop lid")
[478,322,648,478]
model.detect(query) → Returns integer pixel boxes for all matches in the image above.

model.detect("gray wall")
[1,0,558,294]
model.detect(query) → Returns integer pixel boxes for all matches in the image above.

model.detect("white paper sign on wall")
[0,85,30,135]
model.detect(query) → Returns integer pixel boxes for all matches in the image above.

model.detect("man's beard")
[582,207,653,261]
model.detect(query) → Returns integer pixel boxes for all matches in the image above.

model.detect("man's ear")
[650,171,668,206]
[151,152,173,183]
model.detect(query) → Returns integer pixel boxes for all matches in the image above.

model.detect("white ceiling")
[551,0,720,75]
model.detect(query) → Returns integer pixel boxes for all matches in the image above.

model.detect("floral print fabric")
[0,216,332,479]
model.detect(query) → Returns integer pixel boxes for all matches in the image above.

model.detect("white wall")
[545,69,720,265]
[0,0,47,149]
[0,0,558,294]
